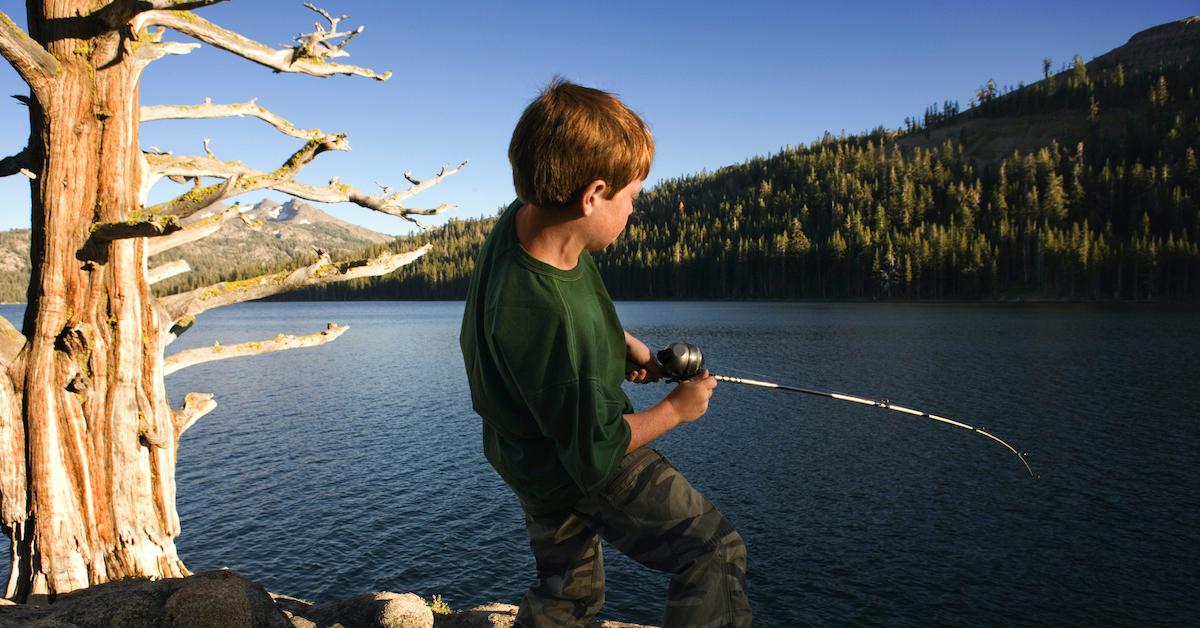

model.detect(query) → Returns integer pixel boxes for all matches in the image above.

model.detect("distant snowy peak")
[172,197,391,245]
[244,199,321,224]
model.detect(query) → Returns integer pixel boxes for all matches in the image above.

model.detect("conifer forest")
[9,25,1198,304]
[282,45,1199,302]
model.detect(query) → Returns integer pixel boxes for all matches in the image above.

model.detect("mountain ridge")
[312,15,1198,302]
[2,16,1197,303]
[0,199,393,302]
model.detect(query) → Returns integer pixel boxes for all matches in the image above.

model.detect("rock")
[162,569,291,628]
[0,569,289,628]
[270,593,317,628]
[448,603,654,628]
[450,603,517,628]
[279,591,433,628]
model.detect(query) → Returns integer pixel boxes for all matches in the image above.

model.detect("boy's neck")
[516,202,587,270]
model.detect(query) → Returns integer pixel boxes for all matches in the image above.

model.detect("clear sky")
[0,0,1195,234]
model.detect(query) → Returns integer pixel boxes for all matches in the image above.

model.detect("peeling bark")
[3,1,433,602]
[8,2,187,601]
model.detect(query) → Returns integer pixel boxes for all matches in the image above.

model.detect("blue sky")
[0,0,1195,234]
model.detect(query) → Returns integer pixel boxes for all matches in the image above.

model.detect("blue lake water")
[2,301,1198,626]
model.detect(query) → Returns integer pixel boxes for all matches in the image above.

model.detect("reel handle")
[656,342,705,381]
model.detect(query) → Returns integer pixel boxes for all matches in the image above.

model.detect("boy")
[459,79,752,627]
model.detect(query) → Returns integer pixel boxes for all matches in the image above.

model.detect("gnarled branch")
[137,0,231,10]
[142,99,326,141]
[395,162,468,206]
[146,154,464,223]
[79,215,182,263]
[174,392,216,437]
[134,9,391,81]
[160,244,431,320]
[132,39,200,66]
[89,215,182,241]
[164,314,196,346]
[147,259,190,285]
[145,135,347,218]
[294,3,362,62]
[163,322,348,376]
[0,10,59,95]
[147,203,240,256]
[1,147,34,179]
[144,173,243,220]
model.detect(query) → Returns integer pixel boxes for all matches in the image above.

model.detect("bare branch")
[266,182,455,226]
[174,392,216,437]
[90,215,182,242]
[295,3,362,61]
[164,322,348,376]
[396,162,469,205]
[164,314,196,346]
[0,315,26,368]
[147,259,190,285]
[161,245,431,320]
[144,174,242,220]
[0,10,59,94]
[137,0,231,10]
[147,203,239,256]
[79,215,183,263]
[146,154,464,223]
[131,38,200,66]
[0,147,33,179]
[145,135,348,218]
[135,9,391,81]
[142,99,327,140]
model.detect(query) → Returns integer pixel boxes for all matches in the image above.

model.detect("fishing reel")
[656,342,705,381]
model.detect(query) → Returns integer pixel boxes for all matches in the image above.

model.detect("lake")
[2,301,1198,626]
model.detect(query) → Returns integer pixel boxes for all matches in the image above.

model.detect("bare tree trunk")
[9,4,185,600]
[1,1,453,602]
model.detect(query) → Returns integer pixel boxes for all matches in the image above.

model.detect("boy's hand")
[665,369,717,423]
[624,331,664,384]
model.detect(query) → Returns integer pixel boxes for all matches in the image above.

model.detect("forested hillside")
[283,17,1200,301]
[8,18,1193,303]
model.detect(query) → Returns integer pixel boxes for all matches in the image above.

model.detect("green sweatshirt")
[459,201,633,514]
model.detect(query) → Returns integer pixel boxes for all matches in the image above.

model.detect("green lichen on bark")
[196,272,282,301]
[311,263,338,279]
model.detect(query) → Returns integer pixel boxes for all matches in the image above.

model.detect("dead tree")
[0,1,462,602]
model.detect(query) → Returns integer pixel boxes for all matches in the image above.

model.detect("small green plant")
[430,594,451,615]
[429,594,452,627]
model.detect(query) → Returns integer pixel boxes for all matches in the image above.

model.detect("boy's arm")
[624,331,664,383]
[624,370,716,452]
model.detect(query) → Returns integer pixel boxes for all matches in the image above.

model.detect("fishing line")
[655,342,1037,479]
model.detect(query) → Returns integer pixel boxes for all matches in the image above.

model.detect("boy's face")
[585,178,643,250]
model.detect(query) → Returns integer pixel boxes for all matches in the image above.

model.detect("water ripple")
[3,302,1197,625]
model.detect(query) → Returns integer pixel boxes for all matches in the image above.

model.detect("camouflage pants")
[515,448,752,628]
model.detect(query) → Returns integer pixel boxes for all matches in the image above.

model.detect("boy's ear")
[578,179,607,217]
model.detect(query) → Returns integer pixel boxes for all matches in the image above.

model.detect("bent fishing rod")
[654,342,1037,479]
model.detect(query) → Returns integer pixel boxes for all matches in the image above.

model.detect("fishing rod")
[655,342,1037,479]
